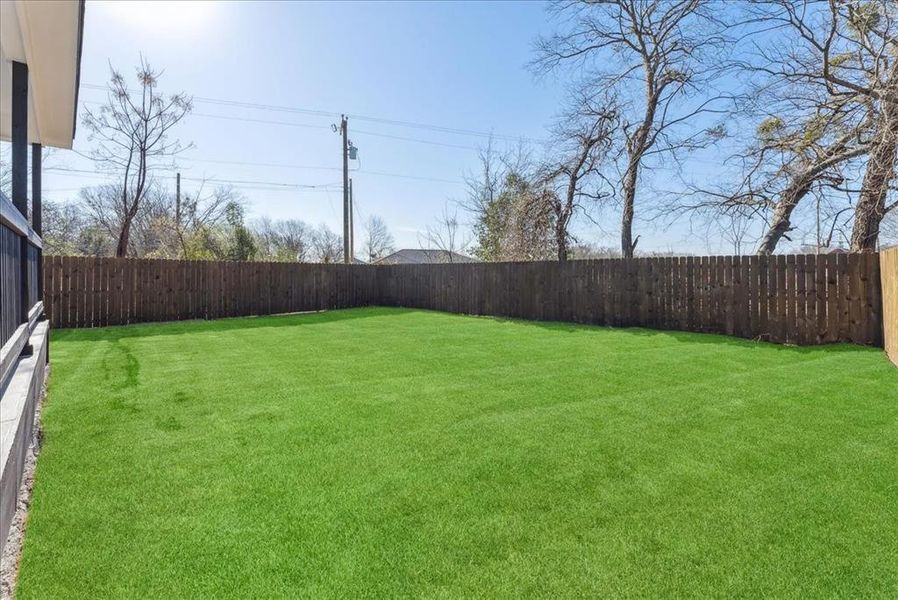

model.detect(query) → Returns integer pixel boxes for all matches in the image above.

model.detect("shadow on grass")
[51,306,395,342]
[434,310,880,356]
[50,305,881,359]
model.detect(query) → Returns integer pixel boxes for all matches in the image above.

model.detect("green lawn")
[15,307,898,598]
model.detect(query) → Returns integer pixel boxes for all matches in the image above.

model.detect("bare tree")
[79,183,136,251]
[540,105,617,261]
[461,137,505,226]
[253,216,279,258]
[134,188,177,257]
[533,0,730,257]
[311,224,343,263]
[463,140,555,261]
[166,183,235,258]
[78,182,169,257]
[464,139,508,261]
[718,207,755,255]
[254,217,315,262]
[742,0,898,251]
[421,206,469,262]
[82,58,192,257]
[41,200,87,255]
[362,215,395,262]
[705,102,871,254]
[276,220,315,262]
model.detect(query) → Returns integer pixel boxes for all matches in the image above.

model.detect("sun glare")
[99,1,219,36]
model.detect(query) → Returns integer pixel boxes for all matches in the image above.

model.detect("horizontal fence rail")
[43,254,885,347]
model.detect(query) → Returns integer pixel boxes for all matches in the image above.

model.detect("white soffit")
[0,0,84,149]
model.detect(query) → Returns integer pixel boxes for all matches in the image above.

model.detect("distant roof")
[373,249,479,265]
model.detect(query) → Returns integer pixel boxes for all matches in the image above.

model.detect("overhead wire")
[55,148,466,186]
[79,83,545,144]
[72,84,732,198]
[173,156,465,185]
[44,167,344,193]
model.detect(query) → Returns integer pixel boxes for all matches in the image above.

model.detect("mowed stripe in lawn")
[15,307,898,598]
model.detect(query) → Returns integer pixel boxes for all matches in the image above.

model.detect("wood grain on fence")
[43,254,884,347]
[881,248,898,366]
[42,257,376,329]
[376,254,883,346]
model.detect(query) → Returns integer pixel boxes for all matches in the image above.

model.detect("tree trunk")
[556,219,568,262]
[115,216,133,257]
[756,177,813,255]
[851,98,898,252]
[620,159,638,258]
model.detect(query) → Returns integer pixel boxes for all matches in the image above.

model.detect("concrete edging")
[0,321,49,556]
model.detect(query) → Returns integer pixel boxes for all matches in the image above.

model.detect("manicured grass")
[15,307,898,598]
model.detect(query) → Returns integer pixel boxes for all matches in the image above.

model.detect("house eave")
[0,0,85,149]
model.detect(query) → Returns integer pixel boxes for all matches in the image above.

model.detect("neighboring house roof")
[373,249,479,265]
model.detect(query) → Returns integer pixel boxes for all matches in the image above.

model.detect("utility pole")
[341,115,350,264]
[333,114,358,263]
[349,178,354,262]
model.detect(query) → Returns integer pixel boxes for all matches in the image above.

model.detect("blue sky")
[38,0,754,254]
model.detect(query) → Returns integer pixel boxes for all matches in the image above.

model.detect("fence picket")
[40,254,884,347]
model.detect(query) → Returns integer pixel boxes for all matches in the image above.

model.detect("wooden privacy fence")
[881,248,898,366]
[43,253,885,347]
[377,254,882,346]
[42,256,374,328]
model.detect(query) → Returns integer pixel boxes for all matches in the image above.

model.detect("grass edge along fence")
[42,257,374,328]
[43,253,886,347]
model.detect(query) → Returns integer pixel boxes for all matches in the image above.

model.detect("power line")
[352,114,544,145]
[81,100,334,132]
[80,83,340,120]
[352,129,479,151]
[80,83,546,144]
[193,111,482,150]
[80,94,730,168]
[193,111,332,131]
[79,99,736,169]
[82,99,482,151]
[174,156,466,184]
[181,175,339,189]
[177,157,341,171]
[44,167,343,191]
[359,169,464,185]
[45,158,465,189]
